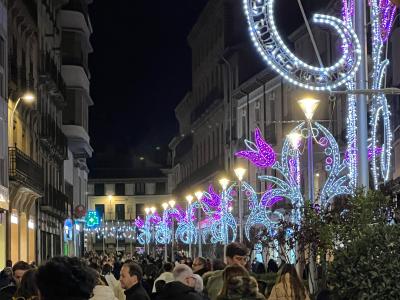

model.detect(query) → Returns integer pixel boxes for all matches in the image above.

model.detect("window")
[115,204,125,220]
[115,183,125,196]
[255,101,261,123]
[135,183,145,195]
[136,203,144,219]
[156,182,166,194]
[94,183,104,196]
[95,204,105,219]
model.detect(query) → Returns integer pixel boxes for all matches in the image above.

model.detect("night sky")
[88,0,330,171]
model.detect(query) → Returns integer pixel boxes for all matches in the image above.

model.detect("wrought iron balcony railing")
[9,147,44,195]
[40,184,71,219]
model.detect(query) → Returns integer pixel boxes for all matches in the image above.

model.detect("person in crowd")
[157,264,203,300]
[119,262,150,300]
[266,260,279,274]
[192,274,209,300]
[150,280,166,300]
[316,289,331,300]
[268,264,310,300]
[36,256,97,300]
[204,242,250,300]
[217,265,265,300]
[0,261,32,300]
[12,269,39,300]
[101,263,119,295]
[0,267,13,289]
[192,257,209,276]
[90,272,118,300]
[152,262,174,293]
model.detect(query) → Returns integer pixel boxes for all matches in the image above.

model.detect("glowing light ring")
[244,182,283,241]
[244,0,362,90]
[175,201,199,245]
[369,0,394,189]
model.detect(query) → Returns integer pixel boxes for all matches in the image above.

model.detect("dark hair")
[36,256,96,300]
[195,257,207,266]
[6,260,12,268]
[12,261,32,273]
[88,262,101,273]
[218,265,251,298]
[212,259,226,271]
[14,269,39,298]
[155,280,166,293]
[226,242,249,259]
[317,289,331,300]
[163,262,173,272]
[276,264,307,300]
[123,262,143,281]
[267,259,279,273]
[102,263,112,275]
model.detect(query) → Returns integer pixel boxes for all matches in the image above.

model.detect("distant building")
[87,168,171,252]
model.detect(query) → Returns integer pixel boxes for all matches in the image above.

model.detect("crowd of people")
[0,242,330,300]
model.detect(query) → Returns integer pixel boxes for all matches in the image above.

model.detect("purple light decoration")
[319,137,329,148]
[342,0,355,23]
[134,217,144,229]
[235,128,276,168]
[345,146,383,162]
[326,157,333,165]
[379,0,397,41]
[260,189,284,208]
[202,185,221,208]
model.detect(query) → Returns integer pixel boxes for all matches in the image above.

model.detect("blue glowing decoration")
[202,185,237,245]
[243,0,362,91]
[135,213,160,245]
[244,182,282,242]
[155,210,172,245]
[175,202,198,245]
[85,211,100,228]
[369,0,395,189]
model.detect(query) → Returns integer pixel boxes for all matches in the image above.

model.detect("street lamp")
[219,178,230,261]
[11,93,35,145]
[168,199,176,262]
[194,191,203,257]
[234,167,246,243]
[219,178,229,191]
[297,98,320,203]
[186,194,194,258]
[144,207,150,255]
[162,202,169,261]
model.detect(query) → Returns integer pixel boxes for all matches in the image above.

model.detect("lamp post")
[10,93,35,145]
[168,199,176,262]
[297,97,320,295]
[297,98,320,203]
[194,191,203,257]
[144,207,150,255]
[234,167,246,243]
[186,195,194,258]
[162,202,169,261]
[150,207,156,257]
[219,178,229,262]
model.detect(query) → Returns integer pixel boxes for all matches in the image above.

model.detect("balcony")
[190,88,223,124]
[59,10,91,37]
[40,114,68,161]
[175,135,193,164]
[40,184,71,219]
[9,147,44,195]
[39,51,66,101]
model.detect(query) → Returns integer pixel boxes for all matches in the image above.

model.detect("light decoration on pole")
[243,0,362,91]
[135,208,160,246]
[369,0,396,189]
[155,203,172,245]
[201,184,237,244]
[85,211,100,228]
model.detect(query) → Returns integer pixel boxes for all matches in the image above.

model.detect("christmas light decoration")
[369,0,396,189]
[175,201,198,245]
[243,0,362,91]
[235,128,276,168]
[85,211,100,228]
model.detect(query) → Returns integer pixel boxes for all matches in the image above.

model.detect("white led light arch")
[244,0,362,91]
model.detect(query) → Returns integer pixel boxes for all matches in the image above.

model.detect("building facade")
[0,0,7,270]
[6,0,93,264]
[60,0,93,257]
[87,170,171,252]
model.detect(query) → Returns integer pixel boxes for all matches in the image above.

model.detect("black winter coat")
[124,282,151,300]
[157,281,203,300]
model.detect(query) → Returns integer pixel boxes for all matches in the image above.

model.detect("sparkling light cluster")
[243,0,362,91]
[369,0,394,189]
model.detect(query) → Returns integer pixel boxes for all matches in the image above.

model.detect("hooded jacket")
[90,285,119,300]
[157,281,203,300]
[217,276,266,300]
